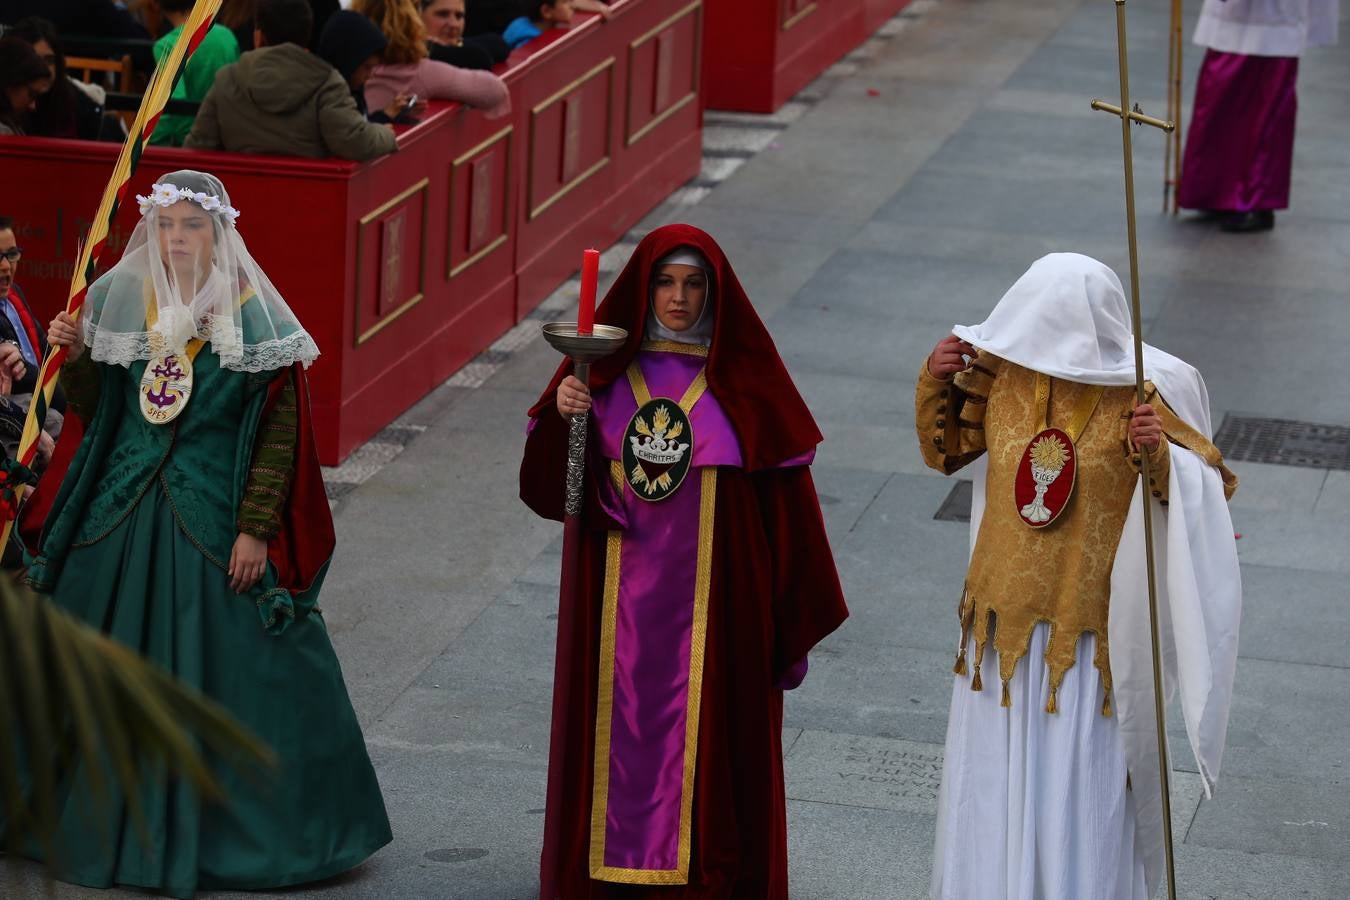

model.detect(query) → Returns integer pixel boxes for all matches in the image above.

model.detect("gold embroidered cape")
[916,354,1237,714]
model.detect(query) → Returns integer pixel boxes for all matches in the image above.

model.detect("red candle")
[577,248,599,336]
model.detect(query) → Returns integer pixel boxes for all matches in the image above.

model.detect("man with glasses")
[0,217,64,471]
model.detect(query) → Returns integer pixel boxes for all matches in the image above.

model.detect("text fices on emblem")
[1014,427,1077,528]
[623,398,693,501]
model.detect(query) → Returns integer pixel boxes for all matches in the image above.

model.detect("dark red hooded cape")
[521,225,847,899]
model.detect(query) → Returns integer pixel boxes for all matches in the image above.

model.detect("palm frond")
[0,574,274,858]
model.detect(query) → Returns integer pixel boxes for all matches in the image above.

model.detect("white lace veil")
[84,169,320,372]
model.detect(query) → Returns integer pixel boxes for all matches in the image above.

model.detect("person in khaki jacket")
[186,0,398,161]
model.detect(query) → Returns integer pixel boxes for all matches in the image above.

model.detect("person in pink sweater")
[353,0,510,118]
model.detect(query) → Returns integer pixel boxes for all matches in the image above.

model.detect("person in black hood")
[316,10,420,124]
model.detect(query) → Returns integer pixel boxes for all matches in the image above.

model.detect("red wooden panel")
[625,1,702,148]
[448,125,513,278]
[526,59,614,223]
[0,0,705,464]
[513,0,701,312]
[705,0,913,113]
[355,178,429,342]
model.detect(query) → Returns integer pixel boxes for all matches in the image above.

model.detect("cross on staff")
[1089,2,1179,900]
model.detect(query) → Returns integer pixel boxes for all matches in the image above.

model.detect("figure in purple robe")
[521,225,848,898]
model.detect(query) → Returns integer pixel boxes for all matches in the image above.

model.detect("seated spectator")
[0,216,65,470]
[185,0,398,161]
[0,37,50,135]
[7,16,109,140]
[420,0,508,70]
[501,0,610,49]
[352,0,509,117]
[502,0,568,49]
[0,0,153,72]
[148,0,239,146]
[317,10,424,123]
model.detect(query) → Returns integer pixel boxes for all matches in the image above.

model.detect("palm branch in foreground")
[0,573,274,864]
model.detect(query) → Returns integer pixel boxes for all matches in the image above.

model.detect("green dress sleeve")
[237,371,299,540]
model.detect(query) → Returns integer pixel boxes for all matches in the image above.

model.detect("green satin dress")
[26,340,391,898]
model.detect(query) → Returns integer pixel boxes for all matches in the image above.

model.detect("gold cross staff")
[1090,3,1179,900]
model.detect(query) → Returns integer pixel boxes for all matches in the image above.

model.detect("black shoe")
[1220,210,1275,233]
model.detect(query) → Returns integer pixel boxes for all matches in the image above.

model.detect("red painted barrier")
[704,0,910,113]
[1,0,702,464]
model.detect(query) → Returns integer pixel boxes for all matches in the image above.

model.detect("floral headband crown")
[135,182,241,225]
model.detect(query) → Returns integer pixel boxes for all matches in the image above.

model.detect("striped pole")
[0,0,225,547]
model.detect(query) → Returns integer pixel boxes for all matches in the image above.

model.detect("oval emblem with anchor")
[139,353,194,425]
[1013,426,1078,528]
[623,398,694,501]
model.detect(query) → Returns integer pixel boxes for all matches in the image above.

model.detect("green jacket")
[184,43,398,161]
[149,23,241,147]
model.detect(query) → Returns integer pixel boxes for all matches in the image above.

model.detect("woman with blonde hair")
[353,0,510,116]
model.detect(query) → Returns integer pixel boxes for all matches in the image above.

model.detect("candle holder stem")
[564,360,592,517]
[538,321,626,900]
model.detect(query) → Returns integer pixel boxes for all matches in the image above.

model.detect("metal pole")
[1110,3,1179,898]
[1172,0,1185,214]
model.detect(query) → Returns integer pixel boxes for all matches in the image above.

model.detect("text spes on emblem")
[1014,427,1077,528]
[139,353,194,425]
[623,399,694,502]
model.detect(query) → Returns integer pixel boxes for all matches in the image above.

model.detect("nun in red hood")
[521,224,848,898]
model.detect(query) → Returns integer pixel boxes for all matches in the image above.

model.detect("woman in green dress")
[30,169,391,897]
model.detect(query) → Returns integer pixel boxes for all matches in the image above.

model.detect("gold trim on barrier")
[527,58,615,221]
[781,1,818,31]
[531,157,610,221]
[453,123,516,167]
[359,177,430,226]
[354,177,430,346]
[531,57,616,115]
[448,125,514,279]
[451,234,508,279]
[627,92,697,148]
[630,0,702,50]
[625,1,702,147]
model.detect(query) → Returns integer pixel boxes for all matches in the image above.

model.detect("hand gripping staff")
[537,249,627,900]
[1090,2,1180,898]
[0,0,226,549]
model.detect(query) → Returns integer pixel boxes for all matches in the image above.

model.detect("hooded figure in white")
[917,253,1241,900]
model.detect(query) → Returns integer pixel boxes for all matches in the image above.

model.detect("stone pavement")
[6,0,1350,897]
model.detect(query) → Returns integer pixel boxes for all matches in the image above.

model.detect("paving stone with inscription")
[786,731,946,814]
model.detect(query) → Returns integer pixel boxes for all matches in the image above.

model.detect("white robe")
[931,623,1149,900]
[931,254,1242,900]
[1194,0,1339,56]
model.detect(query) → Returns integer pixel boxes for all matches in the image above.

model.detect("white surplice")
[1194,0,1338,56]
